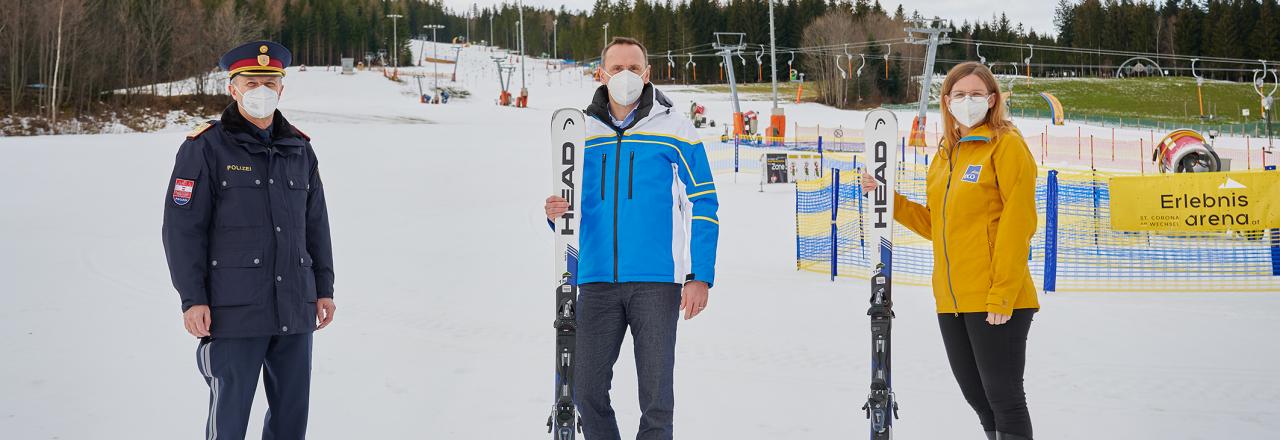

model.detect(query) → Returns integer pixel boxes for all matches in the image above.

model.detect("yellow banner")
[1109,171,1280,232]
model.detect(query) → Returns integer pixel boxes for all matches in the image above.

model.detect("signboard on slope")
[765,153,789,184]
[1109,171,1280,232]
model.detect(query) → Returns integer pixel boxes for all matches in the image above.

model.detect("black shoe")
[985,431,997,440]
[996,432,1032,440]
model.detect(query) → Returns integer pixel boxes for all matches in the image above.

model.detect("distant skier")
[862,61,1040,440]
[544,36,719,440]
[162,40,336,440]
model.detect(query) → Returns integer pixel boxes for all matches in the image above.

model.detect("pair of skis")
[862,110,901,439]
[547,108,900,439]
[548,108,585,439]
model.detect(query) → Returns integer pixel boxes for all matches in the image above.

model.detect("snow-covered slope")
[1,41,1277,439]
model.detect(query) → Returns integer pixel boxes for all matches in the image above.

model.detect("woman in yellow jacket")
[863,62,1040,440]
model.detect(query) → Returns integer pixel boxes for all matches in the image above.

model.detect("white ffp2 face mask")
[236,84,280,119]
[948,95,991,128]
[605,67,647,106]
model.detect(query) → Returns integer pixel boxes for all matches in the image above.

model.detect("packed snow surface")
[1,41,1277,439]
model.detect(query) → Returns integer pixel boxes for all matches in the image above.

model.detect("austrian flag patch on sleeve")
[173,178,195,206]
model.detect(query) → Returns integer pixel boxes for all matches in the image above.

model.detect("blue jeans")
[575,282,681,440]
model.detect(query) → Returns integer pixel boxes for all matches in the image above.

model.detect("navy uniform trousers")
[195,333,313,440]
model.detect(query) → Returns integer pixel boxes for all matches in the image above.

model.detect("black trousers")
[937,309,1036,438]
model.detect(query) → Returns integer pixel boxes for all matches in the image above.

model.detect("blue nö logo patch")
[961,164,982,183]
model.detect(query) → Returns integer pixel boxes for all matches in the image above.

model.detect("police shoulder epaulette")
[293,126,311,141]
[186,121,214,140]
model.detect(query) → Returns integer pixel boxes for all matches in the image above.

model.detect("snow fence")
[791,146,1280,292]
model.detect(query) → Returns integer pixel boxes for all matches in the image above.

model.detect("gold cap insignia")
[259,45,269,54]
[257,54,270,66]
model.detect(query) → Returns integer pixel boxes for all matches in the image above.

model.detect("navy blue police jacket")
[162,103,334,338]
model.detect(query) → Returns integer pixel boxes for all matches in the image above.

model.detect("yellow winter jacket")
[894,124,1041,316]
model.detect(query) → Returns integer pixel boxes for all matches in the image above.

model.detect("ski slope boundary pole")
[795,182,801,270]
[1270,165,1280,277]
[734,136,740,178]
[818,136,824,177]
[1044,170,1059,292]
[831,168,841,281]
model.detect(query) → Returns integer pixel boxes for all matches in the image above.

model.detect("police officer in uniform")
[162,40,335,440]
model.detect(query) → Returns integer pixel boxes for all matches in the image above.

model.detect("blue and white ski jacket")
[576,84,720,287]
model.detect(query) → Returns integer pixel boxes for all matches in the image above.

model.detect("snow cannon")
[721,112,762,144]
[1153,129,1223,173]
[690,102,714,128]
[741,111,760,136]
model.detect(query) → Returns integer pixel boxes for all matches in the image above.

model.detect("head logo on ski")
[558,117,578,235]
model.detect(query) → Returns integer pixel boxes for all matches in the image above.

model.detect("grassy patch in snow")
[684,81,821,102]
[679,76,1273,129]
[1005,76,1267,126]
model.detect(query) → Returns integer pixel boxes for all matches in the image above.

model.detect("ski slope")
[1,41,1278,439]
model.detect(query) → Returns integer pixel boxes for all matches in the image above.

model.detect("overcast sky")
[438,1,1060,38]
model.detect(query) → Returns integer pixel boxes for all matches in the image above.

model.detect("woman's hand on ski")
[680,281,710,320]
[860,171,878,195]
[986,312,1011,325]
[545,195,570,221]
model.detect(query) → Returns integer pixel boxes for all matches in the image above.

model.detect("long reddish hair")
[939,62,1014,149]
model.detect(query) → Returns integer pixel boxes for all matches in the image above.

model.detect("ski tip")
[552,108,586,132]
[552,107,584,120]
[865,109,899,129]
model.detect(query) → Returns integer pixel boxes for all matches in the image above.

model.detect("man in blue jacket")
[544,36,719,440]
[162,40,335,440]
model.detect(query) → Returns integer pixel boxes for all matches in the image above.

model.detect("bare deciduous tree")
[801,8,912,109]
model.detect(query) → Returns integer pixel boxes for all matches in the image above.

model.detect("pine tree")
[1251,0,1280,62]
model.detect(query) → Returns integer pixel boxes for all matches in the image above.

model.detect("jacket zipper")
[628,151,635,199]
[941,145,962,316]
[601,154,607,200]
[265,146,287,330]
[613,137,622,282]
